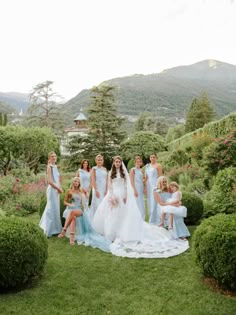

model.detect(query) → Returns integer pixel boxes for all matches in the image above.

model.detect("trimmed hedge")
[182,192,203,225]
[0,217,48,290]
[168,112,236,151]
[193,214,236,291]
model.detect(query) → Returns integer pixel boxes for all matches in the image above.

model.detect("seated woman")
[159,181,187,230]
[153,176,190,240]
[58,177,110,252]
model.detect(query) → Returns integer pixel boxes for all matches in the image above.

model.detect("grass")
[0,214,235,315]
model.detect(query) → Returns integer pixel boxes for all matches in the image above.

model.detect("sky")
[0,0,236,100]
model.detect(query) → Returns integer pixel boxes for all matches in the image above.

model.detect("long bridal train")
[92,163,189,259]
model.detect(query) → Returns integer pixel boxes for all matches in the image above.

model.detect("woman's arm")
[130,169,138,197]
[91,167,100,198]
[64,190,74,207]
[153,191,166,206]
[47,166,62,193]
[157,163,163,177]
[104,167,108,195]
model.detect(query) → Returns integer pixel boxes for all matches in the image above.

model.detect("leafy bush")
[193,214,236,291]
[182,192,203,225]
[203,167,236,217]
[203,130,236,175]
[0,217,48,290]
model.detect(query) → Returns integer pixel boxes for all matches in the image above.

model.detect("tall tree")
[135,112,169,136]
[67,85,126,168]
[122,131,166,164]
[185,93,216,133]
[0,113,7,126]
[24,81,65,134]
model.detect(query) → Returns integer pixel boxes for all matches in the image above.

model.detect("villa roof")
[74,112,87,121]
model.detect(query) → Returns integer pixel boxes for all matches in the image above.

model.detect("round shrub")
[193,214,236,291]
[0,217,48,290]
[182,192,203,225]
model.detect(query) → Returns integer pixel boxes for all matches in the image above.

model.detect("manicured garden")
[0,214,235,315]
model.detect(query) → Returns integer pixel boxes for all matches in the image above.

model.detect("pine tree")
[185,93,216,133]
[68,85,126,167]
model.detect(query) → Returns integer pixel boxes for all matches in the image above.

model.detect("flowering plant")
[108,195,119,208]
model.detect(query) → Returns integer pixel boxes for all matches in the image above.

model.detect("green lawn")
[0,214,235,315]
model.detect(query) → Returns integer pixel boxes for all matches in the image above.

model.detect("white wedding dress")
[92,168,189,258]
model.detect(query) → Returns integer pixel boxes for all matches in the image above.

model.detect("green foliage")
[122,131,165,163]
[185,93,216,133]
[0,125,59,175]
[193,214,236,291]
[168,112,236,152]
[181,192,203,225]
[0,217,48,290]
[67,85,126,168]
[203,130,236,175]
[165,124,185,143]
[203,167,236,217]
[168,149,189,167]
[0,113,7,126]
[135,112,169,136]
[188,132,213,163]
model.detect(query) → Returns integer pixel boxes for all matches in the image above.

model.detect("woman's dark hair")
[80,159,90,171]
[110,156,126,180]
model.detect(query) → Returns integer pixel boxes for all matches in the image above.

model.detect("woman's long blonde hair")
[157,176,168,192]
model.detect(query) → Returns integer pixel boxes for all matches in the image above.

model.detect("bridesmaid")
[58,177,84,244]
[90,155,108,219]
[58,177,111,251]
[39,151,63,237]
[145,153,162,221]
[76,159,92,210]
[153,176,190,240]
[130,156,146,220]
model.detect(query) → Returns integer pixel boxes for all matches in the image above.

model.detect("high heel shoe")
[58,228,67,238]
[70,232,75,245]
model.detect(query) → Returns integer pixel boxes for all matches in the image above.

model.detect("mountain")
[0,92,29,114]
[64,59,236,120]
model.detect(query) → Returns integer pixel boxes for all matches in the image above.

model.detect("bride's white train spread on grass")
[92,163,189,258]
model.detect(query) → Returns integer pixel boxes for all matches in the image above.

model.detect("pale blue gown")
[90,166,107,218]
[131,167,145,220]
[63,193,111,252]
[145,164,159,220]
[39,165,62,237]
[150,190,190,239]
[78,169,91,210]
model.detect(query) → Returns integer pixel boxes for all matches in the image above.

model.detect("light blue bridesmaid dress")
[63,193,111,252]
[131,167,145,219]
[145,164,159,220]
[150,190,190,239]
[78,169,91,210]
[39,165,62,237]
[90,166,107,218]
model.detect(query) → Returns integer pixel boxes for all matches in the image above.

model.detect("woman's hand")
[123,196,127,204]
[96,190,100,198]
[57,187,63,194]
[134,190,138,197]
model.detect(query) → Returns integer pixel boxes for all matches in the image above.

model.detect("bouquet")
[108,195,119,208]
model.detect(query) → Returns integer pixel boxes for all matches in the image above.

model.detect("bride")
[92,156,189,258]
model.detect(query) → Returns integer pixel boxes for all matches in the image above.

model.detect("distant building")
[60,109,89,156]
